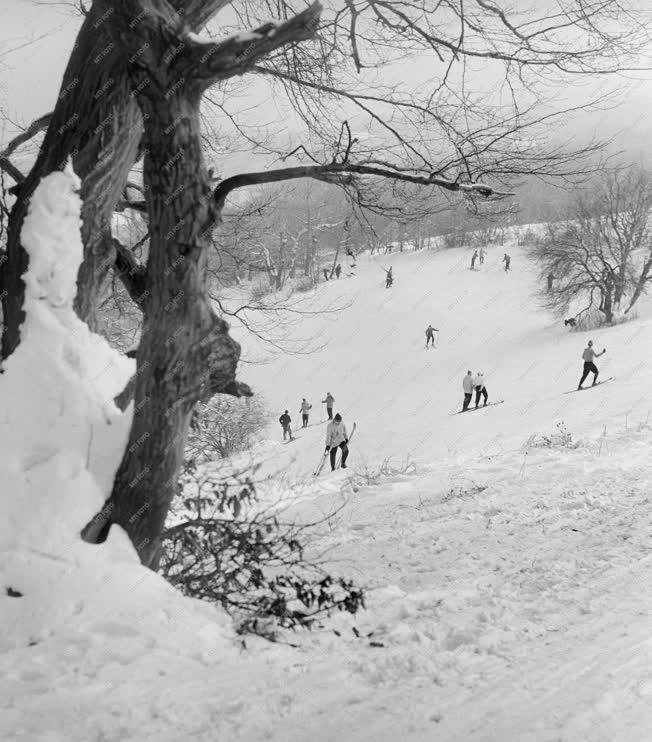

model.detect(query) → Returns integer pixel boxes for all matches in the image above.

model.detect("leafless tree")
[530,167,652,324]
[0,0,646,566]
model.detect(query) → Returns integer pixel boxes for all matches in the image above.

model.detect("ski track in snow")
[3,241,652,740]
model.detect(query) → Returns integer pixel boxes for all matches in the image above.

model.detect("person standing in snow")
[578,340,606,389]
[322,392,335,420]
[473,371,488,408]
[279,410,293,441]
[299,398,312,428]
[335,263,342,278]
[462,370,475,412]
[385,266,393,288]
[470,250,478,270]
[502,253,511,271]
[479,247,486,265]
[325,413,350,471]
[425,324,439,348]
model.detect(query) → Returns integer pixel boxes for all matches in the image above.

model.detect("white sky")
[1,0,651,172]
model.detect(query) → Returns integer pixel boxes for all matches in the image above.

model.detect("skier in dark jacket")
[470,250,478,270]
[335,263,342,278]
[425,324,439,348]
[322,268,330,281]
[279,410,293,441]
[385,266,393,288]
[502,253,511,272]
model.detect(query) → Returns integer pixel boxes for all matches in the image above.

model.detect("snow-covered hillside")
[3,218,652,741]
[233,243,651,480]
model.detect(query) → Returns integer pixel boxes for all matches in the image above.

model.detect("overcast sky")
[2,0,652,174]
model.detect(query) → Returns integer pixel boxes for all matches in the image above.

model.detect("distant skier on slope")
[473,371,488,408]
[502,253,511,272]
[279,410,294,441]
[299,398,312,428]
[462,370,475,412]
[578,340,606,390]
[425,324,439,348]
[479,247,486,265]
[323,268,330,281]
[322,392,335,420]
[470,250,478,270]
[385,266,393,288]
[335,263,342,278]
[325,413,350,471]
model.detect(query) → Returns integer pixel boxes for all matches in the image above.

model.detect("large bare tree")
[0,0,646,565]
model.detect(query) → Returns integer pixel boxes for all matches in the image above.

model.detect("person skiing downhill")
[462,370,474,411]
[470,250,478,270]
[299,398,312,428]
[473,371,488,408]
[279,410,293,441]
[325,413,349,471]
[479,247,486,265]
[425,324,439,348]
[385,266,393,288]
[322,392,335,420]
[502,253,511,272]
[578,340,606,389]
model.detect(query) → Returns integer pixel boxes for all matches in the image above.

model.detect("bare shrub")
[523,421,578,450]
[187,395,270,463]
[353,456,417,487]
[160,462,365,639]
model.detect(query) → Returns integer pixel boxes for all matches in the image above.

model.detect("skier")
[322,392,335,420]
[502,253,511,272]
[473,371,488,408]
[335,263,342,278]
[322,268,330,281]
[470,250,478,270]
[479,247,486,265]
[325,413,350,471]
[578,340,606,389]
[385,266,393,288]
[547,272,555,292]
[299,398,312,428]
[279,410,293,441]
[462,370,474,412]
[425,324,439,348]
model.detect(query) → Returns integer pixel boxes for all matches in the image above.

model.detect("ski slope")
[4,213,652,742]
[234,243,651,479]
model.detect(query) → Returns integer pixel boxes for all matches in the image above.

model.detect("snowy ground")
[2,201,652,742]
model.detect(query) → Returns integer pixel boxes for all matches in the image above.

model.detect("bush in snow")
[159,461,365,639]
[352,456,417,487]
[523,421,579,450]
[187,395,270,462]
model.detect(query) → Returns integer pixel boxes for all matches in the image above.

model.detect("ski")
[451,400,504,416]
[564,376,614,394]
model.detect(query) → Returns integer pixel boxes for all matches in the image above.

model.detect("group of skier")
[461,370,488,412]
[278,392,351,472]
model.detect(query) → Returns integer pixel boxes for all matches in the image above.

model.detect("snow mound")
[0,164,234,658]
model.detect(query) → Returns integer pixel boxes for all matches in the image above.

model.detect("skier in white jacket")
[299,398,312,428]
[473,371,488,408]
[462,370,474,412]
[325,413,349,471]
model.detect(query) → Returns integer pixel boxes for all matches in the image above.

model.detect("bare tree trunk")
[85,87,250,567]
[626,253,652,313]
